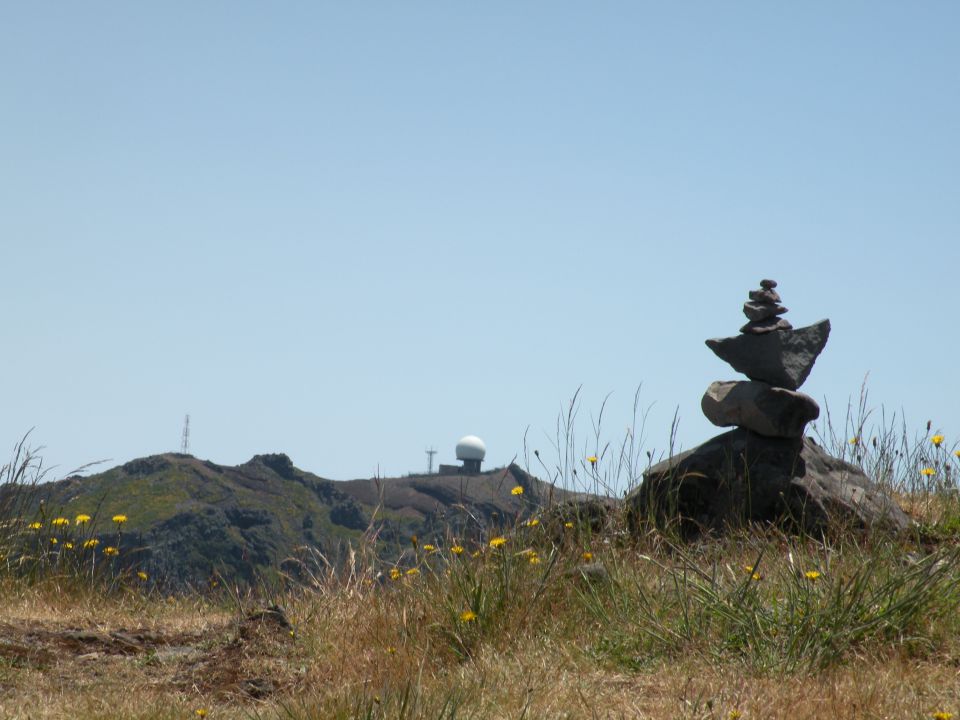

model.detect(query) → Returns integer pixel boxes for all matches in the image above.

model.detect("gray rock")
[749,288,781,304]
[760,279,777,289]
[707,319,830,389]
[742,301,788,322]
[740,317,793,334]
[625,428,910,536]
[701,380,820,437]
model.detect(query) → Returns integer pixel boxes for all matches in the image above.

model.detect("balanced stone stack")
[627,279,910,536]
[701,279,827,439]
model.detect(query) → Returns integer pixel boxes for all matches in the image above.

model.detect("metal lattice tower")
[425,446,437,474]
[180,414,190,455]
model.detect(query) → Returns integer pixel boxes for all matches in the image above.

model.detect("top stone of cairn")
[741,278,791,334]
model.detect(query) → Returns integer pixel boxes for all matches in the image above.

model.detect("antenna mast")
[425,446,437,474]
[180,414,190,455]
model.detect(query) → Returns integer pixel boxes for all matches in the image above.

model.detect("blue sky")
[2,3,958,491]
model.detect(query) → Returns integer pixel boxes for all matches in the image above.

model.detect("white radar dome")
[455,435,487,461]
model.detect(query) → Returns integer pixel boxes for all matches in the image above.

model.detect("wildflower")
[28,521,42,530]
[137,571,148,581]
[564,521,574,529]
[386,646,396,654]
[75,514,91,524]
[195,711,208,718]
[932,435,945,447]
[50,537,58,544]
[471,550,482,558]
[744,565,762,581]
[422,544,436,552]
[51,517,69,527]
[511,486,524,495]
[582,551,593,561]
[459,610,477,623]
[112,514,128,525]
[525,518,540,527]
[389,568,402,581]
[528,553,541,565]
[729,711,743,720]
[955,450,960,459]
[921,467,936,476]
[405,567,420,576]
[489,536,507,548]
[931,713,954,720]
[848,437,859,445]
[64,542,74,549]
[104,546,119,556]
[804,570,821,581]
[450,545,464,555]
[587,455,598,465]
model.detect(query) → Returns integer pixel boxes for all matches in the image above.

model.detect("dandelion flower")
[423,544,436,552]
[582,551,593,561]
[955,450,960,458]
[471,550,482,558]
[450,545,464,555]
[50,537,58,544]
[564,521,574,529]
[489,536,507,548]
[195,711,208,718]
[389,568,402,581]
[112,514,128,525]
[804,570,821,581]
[932,435,945,447]
[848,437,859,445]
[525,518,540,527]
[511,486,524,495]
[386,646,396,654]
[587,455,598,465]
[931,713,954,720]
[459,610,477,623]
[728,711,743,720]
[51,517,69,527]
[921,467,936,476]
[64,542,74,549]
[75,514,91,524]
[104,546,119,556]
[528,553,541,565]
[405,567,420,576]
[28,521,42,530]
[83,539,99,549]
[137,571,148,581]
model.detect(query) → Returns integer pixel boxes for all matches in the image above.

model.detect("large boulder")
[705,320,831,390]
[626,428,910,536]
[701,380,820,438]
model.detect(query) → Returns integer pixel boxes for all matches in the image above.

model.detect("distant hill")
[10,453,578,588]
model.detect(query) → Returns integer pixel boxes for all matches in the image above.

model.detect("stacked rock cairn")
[701,279,830,439]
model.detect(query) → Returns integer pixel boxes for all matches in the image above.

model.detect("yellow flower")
[195,711,208,718]
[511,486,524,495]
[75,514,91,524]
[389,568,402,581]
[459,610,477,622]
[64,542,74,550]
[386,646,396,654]
[525,518,540,527]
[28,521,42,530]
[587,455,598,465]
[804,570,821,581]
[450,545,464,555]
[489,536,507,548]
[564,521,574,529]
[921,467,936,476]
[137,571,148,581]
[471,550,482,558]
[848,437,859,445]
[931,712,954,720]
[728,711,743,720]
[743,565,762,581]
[50,537,58,544]
[83,539,100,549]
[528,553,541,565]
[51,517,69,527]
[932,435,945,447]
[955,450,960,458]
[405,567,420,576]
[104,546,119,556]
[582,551,593,561]
[422,544,436,552]
[112,514,128,525]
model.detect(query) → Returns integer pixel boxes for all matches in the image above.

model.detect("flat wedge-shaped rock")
[626,429,910,536]
[705,319,830,390]
[701,380,820,438]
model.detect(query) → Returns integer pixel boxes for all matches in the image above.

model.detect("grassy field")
[2,402,960,720]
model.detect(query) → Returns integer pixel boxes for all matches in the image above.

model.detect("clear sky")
[2,3,958,493]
